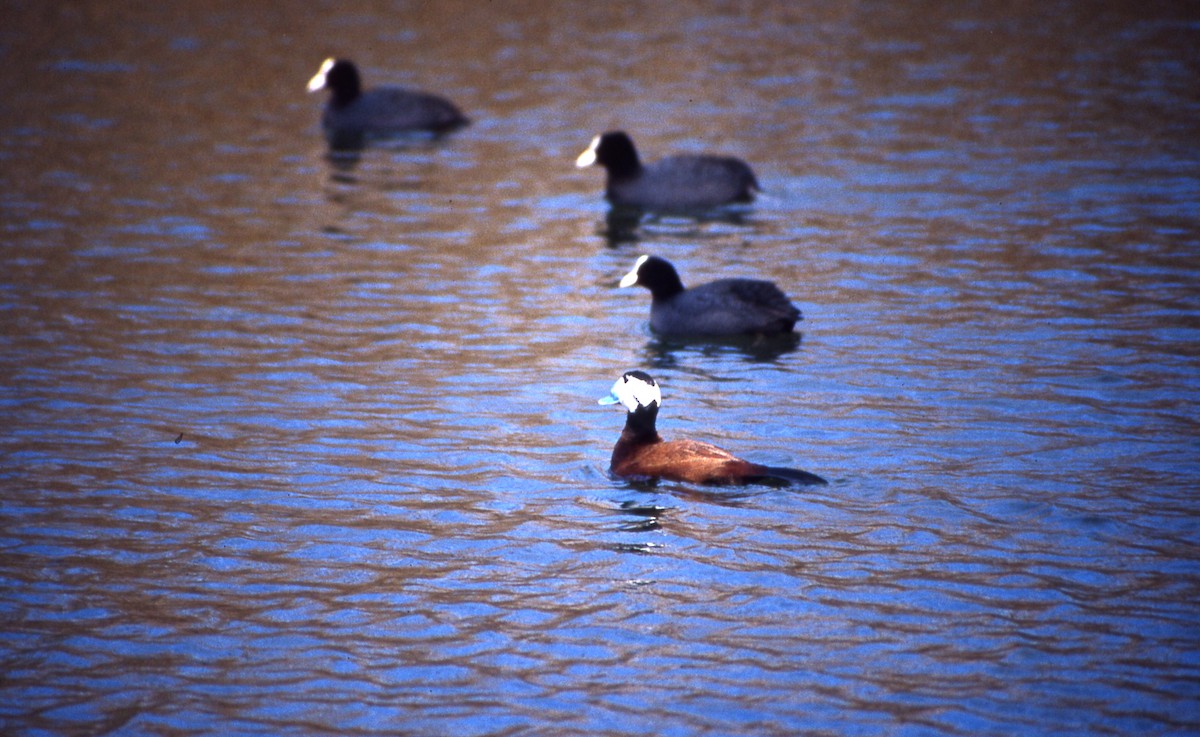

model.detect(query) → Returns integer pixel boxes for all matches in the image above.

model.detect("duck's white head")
[598,370,661,413]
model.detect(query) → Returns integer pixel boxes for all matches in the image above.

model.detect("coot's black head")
[576,130,642,178]
[618,254,686,300]
[307,58,362,107]
[598,370,661,414]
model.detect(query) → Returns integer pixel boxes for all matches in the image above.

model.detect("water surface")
[2,2,1199,735]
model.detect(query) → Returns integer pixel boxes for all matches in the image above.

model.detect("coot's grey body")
[647,277,799,336]
[321,87,466,135]
[610,155,757,210]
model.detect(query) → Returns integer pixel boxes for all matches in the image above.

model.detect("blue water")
[2,2,1198,735]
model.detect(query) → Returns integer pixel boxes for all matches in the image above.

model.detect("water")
[2,2,1199,735]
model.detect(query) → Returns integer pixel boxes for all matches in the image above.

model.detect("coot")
[307,58,468,146]
[576,130,758,211]
[618,255,801,337]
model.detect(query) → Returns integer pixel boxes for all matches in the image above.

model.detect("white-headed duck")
[599,370,825,486]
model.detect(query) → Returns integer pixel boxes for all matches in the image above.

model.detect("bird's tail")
[751,466,828,487]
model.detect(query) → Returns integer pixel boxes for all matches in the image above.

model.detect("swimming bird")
[576,130,758,211]
[599,371,826,486]
[306,58,468,147]
[619,255,801,337]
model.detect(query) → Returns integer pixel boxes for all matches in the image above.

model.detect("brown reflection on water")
[2,1,1198,735]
